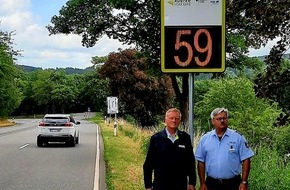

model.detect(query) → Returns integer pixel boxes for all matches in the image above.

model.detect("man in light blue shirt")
[195,108,254,190]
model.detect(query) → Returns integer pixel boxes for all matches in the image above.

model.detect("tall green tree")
[13,71,39,116]
[226,0,290,69]
[195,78,281,146]
[47,0,289,122]
[0,30,22,117]
[77,70,109,112]
[227,1,290,123]
[50,71,79,113]
[91,55,107,68]
[31,69,79,113]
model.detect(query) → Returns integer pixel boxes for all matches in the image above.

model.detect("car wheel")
[69,138,75,147]
[37,137,43,147]
[76,133,79,144]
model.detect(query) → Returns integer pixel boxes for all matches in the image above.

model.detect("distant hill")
[16,65,95,74]
[254,53,290,61]
[16,53,289,75]
[16,65,42,72]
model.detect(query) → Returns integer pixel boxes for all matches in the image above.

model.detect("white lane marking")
[19,143,30,150]
[93,124,100,190]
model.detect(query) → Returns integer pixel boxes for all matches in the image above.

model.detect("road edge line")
[94,124,100,190]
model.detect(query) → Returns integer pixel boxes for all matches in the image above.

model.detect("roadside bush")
[194,79,214,104]
[91,112,290,190]
[273,125,290,156]
[250,145,290,189]
[194,78,281,146]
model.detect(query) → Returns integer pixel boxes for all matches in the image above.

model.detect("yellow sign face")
[161,0,226,73]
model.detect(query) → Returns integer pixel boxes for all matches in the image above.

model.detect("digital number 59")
[174,29,212,67]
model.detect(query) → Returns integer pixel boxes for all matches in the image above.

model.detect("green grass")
[249,145,290,189]
[0,119,15,127]
[90,113,290,190]
[10,114,45,119]
[90,113,152,190]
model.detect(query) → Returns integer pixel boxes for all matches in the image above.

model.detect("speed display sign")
[161,0,226,73]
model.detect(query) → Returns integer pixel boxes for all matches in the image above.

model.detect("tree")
[0,29,21,59]
[99,49,174,127]
[31,69,79,113]
[255,56,290,125]
[227,1,290,122]
[12,71,39,116]
[91,55,107,68]
[14,68,108,115]
[77,70,109,112]
[0,29,22,117]
[50,71,79,113]
[194,78,281,145]
[47,0,289,123]
[227,1,289,49]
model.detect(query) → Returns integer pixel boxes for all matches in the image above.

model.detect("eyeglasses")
[215,117,228,121]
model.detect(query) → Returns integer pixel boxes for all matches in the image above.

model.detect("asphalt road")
[0,113,105,190]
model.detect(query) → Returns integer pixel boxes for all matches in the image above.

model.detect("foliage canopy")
[0,30,22,116]
[99,49,174,127]
[47,0,290,122]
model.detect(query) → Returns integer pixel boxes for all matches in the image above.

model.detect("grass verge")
[90,113,152,190]
[91,113,290,189]
[0,119,15,127]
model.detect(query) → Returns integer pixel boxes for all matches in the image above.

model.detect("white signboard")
[161,0,225,73]
[107,97,118,114]
[164,0,223,26]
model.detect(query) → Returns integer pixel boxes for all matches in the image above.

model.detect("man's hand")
[200,182,208,190]
[239,183,248,190]
[188,184,195,190]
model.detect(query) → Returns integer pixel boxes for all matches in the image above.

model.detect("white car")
[37,114,80,147]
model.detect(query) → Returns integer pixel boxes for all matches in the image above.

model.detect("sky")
[0,0,131,69]
[0,0,288,69]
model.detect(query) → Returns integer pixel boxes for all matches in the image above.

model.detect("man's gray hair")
[166,108,181,118]
[210,107,229,119]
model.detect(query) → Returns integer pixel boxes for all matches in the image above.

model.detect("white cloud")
[0,0,130,69]
[0,0,30,15]
[0,0,33,32]
[248,38,290,57]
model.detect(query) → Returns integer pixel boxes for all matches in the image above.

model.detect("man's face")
[211,111,228,130]
[165,111,181,130]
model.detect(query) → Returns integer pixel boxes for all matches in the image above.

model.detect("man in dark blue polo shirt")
[143,108,196,190]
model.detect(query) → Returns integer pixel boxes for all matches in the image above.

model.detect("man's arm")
[143,137,154,189]
[185,135,196,187]
[197,161,207,190]
[241,158,251,181]
[188,184,195,190]
[239,158,251,190]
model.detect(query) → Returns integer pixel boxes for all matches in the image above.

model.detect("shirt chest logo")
[228,142,236,151]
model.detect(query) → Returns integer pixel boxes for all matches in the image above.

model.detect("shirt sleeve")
[239,135,254,161]
[195,137,205,162]
[143,136,155,189]
[187,137,197,186]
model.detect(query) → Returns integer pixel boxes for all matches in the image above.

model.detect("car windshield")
[44,117,69,123]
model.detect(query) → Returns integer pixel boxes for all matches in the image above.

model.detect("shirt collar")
[211,128,229,138]
[165,128,179,143]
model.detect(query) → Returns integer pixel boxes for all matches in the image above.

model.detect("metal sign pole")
[188,73,194,143]
[114,113,117,137]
